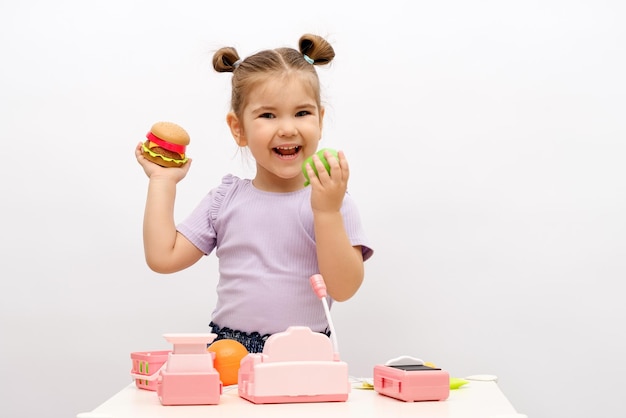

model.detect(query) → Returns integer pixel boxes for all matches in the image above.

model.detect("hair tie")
[303,54,314,65]
[233,59,242,69]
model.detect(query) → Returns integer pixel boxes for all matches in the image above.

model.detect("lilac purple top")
[177,174,374,336]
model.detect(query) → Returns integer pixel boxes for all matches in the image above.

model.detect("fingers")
[135,142,162,176]
[135,142,147,163]
[310,150,348,184]
[337,150,349,182]
[180,158,192,176]
[307,150,348,213]
[305,160,320,185]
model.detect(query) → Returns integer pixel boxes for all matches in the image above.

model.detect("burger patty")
[148,144,183,160]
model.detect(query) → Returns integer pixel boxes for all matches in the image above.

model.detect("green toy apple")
[302,148,339,186]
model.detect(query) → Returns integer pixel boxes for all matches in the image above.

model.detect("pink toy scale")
[158,334,222,405]
[238,326,350,404]
[373,356,450,402]
[131,333,222,405]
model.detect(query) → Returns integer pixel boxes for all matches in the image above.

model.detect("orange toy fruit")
[207,339,249,386]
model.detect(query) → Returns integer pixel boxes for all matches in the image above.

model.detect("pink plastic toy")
[238,326,350,403]
[237,274,350,404]
[130,333,222,405]
[373,356,450,402]
[130,350,171,391]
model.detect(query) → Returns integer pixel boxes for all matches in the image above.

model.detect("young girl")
[135,34,374,353]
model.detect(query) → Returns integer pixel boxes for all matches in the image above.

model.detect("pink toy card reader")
[156,333,222,405]
[374,356,450,402]
[238,326,350,404]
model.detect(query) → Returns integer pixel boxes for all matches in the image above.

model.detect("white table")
[79,379,523,418]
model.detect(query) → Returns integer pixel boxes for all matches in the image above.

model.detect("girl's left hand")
[306,150,349,213]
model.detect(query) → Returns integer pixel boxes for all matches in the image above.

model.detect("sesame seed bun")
[150,121,190,146]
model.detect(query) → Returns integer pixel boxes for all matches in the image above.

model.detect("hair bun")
[213,47,241,73]
[298,34,335,65]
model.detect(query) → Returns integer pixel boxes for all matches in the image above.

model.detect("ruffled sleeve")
[208,174,235,222]
[176,174,237,255]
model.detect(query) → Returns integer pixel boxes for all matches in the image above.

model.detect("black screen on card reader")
[390,365,441,371]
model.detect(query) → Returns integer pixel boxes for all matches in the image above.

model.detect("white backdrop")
[1,1,625,417]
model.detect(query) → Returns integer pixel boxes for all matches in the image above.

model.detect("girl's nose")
[278,119,298,137]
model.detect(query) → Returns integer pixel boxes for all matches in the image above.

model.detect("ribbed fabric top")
[177,174,373,336]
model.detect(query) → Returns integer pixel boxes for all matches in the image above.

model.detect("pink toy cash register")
[237,274,351,404]
[238,326,350,404]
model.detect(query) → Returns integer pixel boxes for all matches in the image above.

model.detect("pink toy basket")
[130,350,171,391]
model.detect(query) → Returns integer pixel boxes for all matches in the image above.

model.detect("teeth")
[274,145,301,156]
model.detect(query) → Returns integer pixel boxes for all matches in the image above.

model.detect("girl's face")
[228,74,324,192]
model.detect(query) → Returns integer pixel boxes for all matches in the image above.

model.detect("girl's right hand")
[135,142,191,182]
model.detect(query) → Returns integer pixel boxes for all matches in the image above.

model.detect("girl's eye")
[296,110,311,117]
[260,113,275,119]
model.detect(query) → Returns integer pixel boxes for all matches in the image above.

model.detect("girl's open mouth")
[273,146,302,157]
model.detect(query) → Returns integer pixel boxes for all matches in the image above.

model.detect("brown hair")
[212,34,335,118]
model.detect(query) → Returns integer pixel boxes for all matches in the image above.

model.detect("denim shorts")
[209,321,331,353]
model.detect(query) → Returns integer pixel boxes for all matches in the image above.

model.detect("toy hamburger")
[142,121,190,167]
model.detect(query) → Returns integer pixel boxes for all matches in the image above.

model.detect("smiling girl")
[135,34,373,353]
